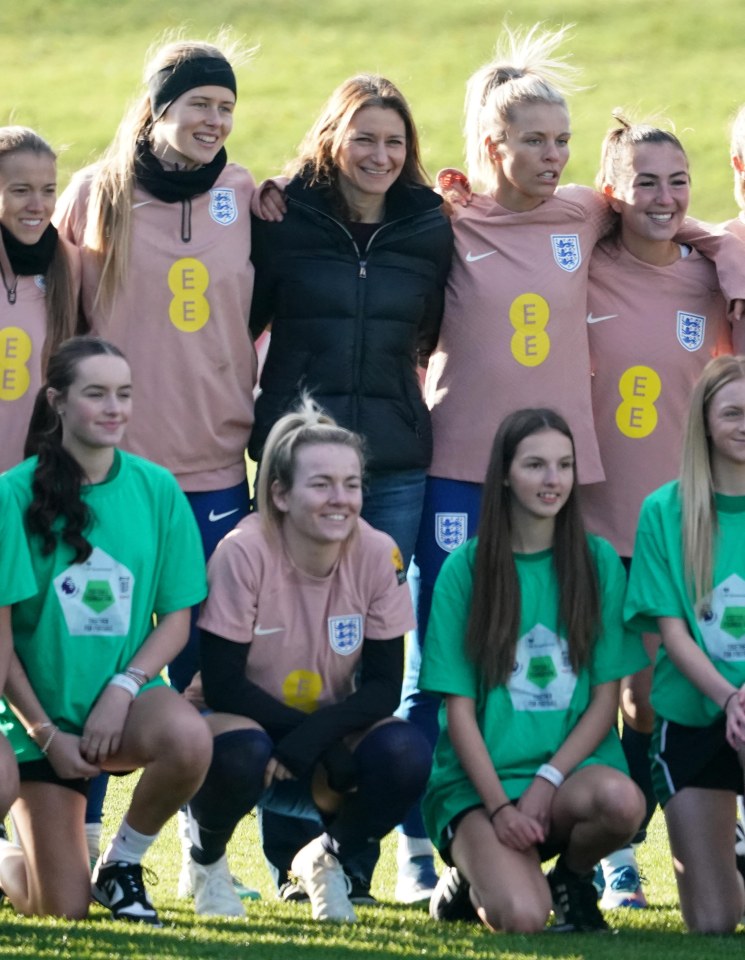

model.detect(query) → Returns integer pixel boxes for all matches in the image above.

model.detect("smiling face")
[490,101,571,211]
[50,354,132,460]
[506,428,575,527]
[0,150,56,245]
[607,141,690,261]
[334,105,407,221]
[151,84,235,169]
[707,378,745,481]
[272,442,363,551]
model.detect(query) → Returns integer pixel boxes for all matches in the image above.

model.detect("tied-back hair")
[466,408,600,688]
[258,394,365,538]
[0,127,79,371]
[464,23,580,194]
[680,355,745,613]
[83,29,253,312]
[24,336,127,563]
[287,74,429,220]
[730,104,745,210]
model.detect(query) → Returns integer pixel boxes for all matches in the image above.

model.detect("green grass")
[1,0,745,955]
[0,0,744,220]
[0,775,741,959]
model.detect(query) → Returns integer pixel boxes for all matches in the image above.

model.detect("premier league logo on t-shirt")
[328,615,363,655]
[550,234,581,273]
[676,311,705,352]
[209,188,238,226]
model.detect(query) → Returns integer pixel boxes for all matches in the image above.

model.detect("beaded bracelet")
[25,720,54,740]
[39,726,58,755]
[125,666,150,686]
[488,801,512,822]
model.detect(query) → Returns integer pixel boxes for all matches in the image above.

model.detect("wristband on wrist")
[535,763,564,789]
[108,673,140,698]
[724,690,738,712]
[488,801,512,822]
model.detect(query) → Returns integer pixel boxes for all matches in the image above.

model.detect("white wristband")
[108,673,139,698]
[535,763,564,789]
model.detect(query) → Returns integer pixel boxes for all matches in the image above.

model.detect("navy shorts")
[650,715,743,806]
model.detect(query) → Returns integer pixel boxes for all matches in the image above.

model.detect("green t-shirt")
[1,451,207,761]
[0,479,36,607]
[419,534,646,850]
[625,479,745,726]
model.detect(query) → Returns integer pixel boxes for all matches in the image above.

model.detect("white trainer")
[191,854,246,917]
[290,838,356,922]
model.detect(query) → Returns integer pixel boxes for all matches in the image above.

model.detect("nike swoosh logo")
[254,626,283,635]
[466,250,498,262]
[586,313,619,324]
[132,201,153,209]
[208,507,240,523]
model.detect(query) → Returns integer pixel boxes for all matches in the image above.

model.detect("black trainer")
[429,866,478,922]
[547,857,609,933]
[278,878,309,903]
[91,860,162,926]
[347,876,378,906]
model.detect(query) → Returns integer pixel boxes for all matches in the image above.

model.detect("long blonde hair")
[680,355,745,612]
[464,23,579,194]
[730,103,745,210]
[83,30,253,312]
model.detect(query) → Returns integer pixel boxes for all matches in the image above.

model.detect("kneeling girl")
[420,408,646,933]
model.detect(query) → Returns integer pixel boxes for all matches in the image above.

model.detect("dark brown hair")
[466,408,600,687]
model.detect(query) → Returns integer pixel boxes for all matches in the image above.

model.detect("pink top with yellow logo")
[581,241,731,557]
[55,164,257,491]
[198,514,415,713]
[0,237,80,473]
[426,186,609,485]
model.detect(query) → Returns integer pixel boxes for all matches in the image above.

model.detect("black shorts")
[650,715,743,807]
[439,802,564,865]
[19,758,91,798]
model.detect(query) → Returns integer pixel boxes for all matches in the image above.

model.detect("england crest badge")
[328,615,363,655]
[677,311,705,352]
[435,513,467,553]
[550,234,581,273]
[209,188,238,225]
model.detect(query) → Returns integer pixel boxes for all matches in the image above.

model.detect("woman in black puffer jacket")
[248,74,453,901]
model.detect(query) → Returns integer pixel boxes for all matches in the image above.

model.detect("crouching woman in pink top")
[185,399,431,921]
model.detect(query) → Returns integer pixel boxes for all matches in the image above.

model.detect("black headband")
[149,56,237,120]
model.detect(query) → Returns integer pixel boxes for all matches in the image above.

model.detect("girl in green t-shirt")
[0,336,211,926]
[625,354,745,933]
[421,408,645,933]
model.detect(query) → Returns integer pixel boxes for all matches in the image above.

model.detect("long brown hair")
[0,127,79,371]
[25,336,127,563]
[466,408,599,687]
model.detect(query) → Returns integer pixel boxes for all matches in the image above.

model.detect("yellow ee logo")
[0,327,32,400]
[282,670,323,714]
[615,365,661,438]
[168,258,210,332]
[510,294,550,367]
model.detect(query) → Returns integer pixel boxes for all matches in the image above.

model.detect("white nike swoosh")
[586,313,619,324]
[132,200,153,209]
[254,626,283,635]
[466,250,498,262]
[208,507,240,523]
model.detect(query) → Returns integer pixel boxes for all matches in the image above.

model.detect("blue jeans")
[396,476,484,838]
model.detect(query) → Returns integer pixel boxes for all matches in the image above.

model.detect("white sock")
[85,822,102,863]
[601,846,638,880]
[397,834,434,863]
[102,817,158,866]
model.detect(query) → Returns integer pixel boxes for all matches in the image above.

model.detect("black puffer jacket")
[248,174,453,470]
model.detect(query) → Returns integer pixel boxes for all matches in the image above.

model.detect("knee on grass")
[476,886,551,934]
